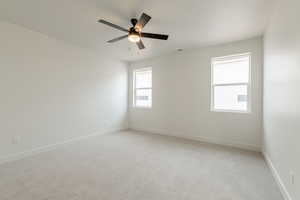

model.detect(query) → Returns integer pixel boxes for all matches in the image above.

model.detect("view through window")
[211,53,251,112]
[133,68,152,108]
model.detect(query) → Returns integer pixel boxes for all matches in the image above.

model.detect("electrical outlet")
[289,171,295,185]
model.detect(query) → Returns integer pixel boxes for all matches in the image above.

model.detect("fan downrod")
[131,18,138,26]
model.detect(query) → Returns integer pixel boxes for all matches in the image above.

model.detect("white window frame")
[211,53,252,113]
[133,67,152,108]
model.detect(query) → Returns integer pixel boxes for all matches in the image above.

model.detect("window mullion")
[134,88,137,106]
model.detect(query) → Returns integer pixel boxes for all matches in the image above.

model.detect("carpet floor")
[0,130,283,200]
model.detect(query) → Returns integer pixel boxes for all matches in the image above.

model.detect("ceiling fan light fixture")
[128,33,141,43]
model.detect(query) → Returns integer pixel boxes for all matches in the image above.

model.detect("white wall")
[129,37,263,151]
[0,22,128,161]
[264,0,300,199]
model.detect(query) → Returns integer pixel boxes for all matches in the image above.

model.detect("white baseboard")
[129,126,261,152]
[263,151,292,200]
[0,127,127,165]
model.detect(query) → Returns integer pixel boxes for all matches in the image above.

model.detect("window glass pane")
[135,70,152,88]
[214,85,248,111]
[136,89,152,107]
[213,56,250,84]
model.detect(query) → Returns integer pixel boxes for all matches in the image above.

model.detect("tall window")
[211,53,251,113]
[133,68,152,108]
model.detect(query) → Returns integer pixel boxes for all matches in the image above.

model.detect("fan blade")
[141,32,169,40]
[107,35,128,43]
[136,40,145,50]
[98,19,128,33]
[135,13,151,30]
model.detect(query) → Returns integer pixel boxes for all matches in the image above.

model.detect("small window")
[211,53,251,113]
[133,68,152,108]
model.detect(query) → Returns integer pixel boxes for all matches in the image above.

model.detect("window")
[133,68,152,108]
[211,53,251,113]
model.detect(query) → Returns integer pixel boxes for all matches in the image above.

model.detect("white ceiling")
[0,0,275,61]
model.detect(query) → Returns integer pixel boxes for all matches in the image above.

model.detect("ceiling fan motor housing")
[129,27,140,35]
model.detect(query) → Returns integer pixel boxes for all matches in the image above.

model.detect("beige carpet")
[0,130,282,200]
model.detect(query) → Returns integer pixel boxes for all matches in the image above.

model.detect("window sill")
[132,106,152,109]
[210,109,251,114]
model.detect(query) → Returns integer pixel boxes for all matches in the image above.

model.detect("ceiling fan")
[98,13,169,50]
